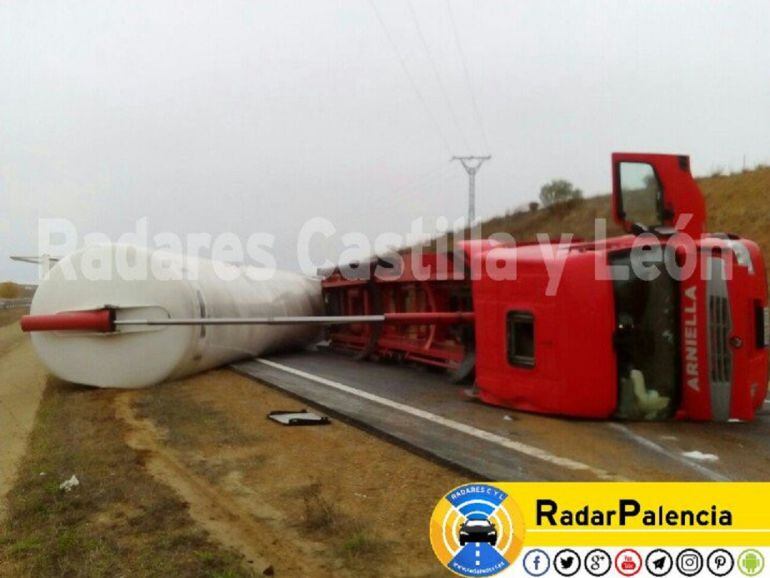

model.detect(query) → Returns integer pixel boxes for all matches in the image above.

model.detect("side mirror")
[611,153,707,238]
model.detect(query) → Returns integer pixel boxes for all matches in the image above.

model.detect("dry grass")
[298,482,387,568]
[2,356,464,576]
[699,166,770,278]
[133,384,259,449]
[421,194,624,254]
[133,377,408,576]
[301,483,338,531]
[0,378,254,578]
[475,195,624,241]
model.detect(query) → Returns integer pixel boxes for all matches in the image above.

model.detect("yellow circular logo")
[430,483,525,576]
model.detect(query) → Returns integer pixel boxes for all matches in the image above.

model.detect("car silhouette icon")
[458,518,497,546]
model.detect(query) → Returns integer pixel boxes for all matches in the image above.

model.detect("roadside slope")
[0,310,47,522]
[700,166,770,265]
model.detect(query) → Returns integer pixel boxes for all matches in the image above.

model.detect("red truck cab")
[466,153,769,421]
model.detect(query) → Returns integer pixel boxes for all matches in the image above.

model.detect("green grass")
[339,530,384,560]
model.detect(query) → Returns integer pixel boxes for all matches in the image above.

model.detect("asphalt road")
[232,350,770,481]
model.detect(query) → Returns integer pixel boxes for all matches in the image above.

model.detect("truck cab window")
[507,311,535,368]
[619,162,663,227]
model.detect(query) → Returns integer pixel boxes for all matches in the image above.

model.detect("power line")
[367,0,454,154]
[386,162,451,199]
[405,0,472,152]
[340,162,451,219]
[444,0,491,154]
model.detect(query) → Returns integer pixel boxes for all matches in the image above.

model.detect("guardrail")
[0,299,32,310]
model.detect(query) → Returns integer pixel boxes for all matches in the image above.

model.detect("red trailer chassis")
[321,253,476,380]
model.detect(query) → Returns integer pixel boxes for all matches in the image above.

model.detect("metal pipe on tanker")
[28,244,322,388]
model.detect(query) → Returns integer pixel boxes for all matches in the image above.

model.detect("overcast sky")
[1,0,769,281]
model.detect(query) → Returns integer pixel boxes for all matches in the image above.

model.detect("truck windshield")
[611,251,679,420]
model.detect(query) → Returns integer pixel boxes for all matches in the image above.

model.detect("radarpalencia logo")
[536,499,733,527]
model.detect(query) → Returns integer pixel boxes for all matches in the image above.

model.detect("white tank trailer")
[22,244,322,388]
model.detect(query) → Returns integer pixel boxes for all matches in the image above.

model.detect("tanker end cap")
[20,309,115,333]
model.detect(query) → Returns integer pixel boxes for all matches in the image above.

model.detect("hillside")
[700,166,770,264]
[457,165,770,284]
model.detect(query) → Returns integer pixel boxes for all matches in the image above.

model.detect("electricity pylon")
[452,156,491,225]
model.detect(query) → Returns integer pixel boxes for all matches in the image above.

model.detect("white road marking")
[681,450,719,462]
[257,358,622,481]
[608,423,729,481]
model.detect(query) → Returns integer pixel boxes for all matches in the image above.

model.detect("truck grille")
[707,257,733,421]
[709,295,731,384]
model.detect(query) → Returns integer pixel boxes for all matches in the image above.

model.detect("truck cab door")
[611,153,706,238]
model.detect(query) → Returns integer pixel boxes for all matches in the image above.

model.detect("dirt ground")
[0,309,48,521]
[0,315,467,577]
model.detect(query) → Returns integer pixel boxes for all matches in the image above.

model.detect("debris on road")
[682,451,719,462]
[267,409,330,426]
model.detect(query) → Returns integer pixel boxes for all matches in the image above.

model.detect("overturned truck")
[21,153,768,421]
[322,153,769,421]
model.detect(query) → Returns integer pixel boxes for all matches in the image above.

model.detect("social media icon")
[584,549,612,577]
[707,549,734,577]
[522,549,550,577]
[738,550,765,576]
[677,549,704,577]
[554,549,581,577]
[615,548,642,577]
[645,549,674,577]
